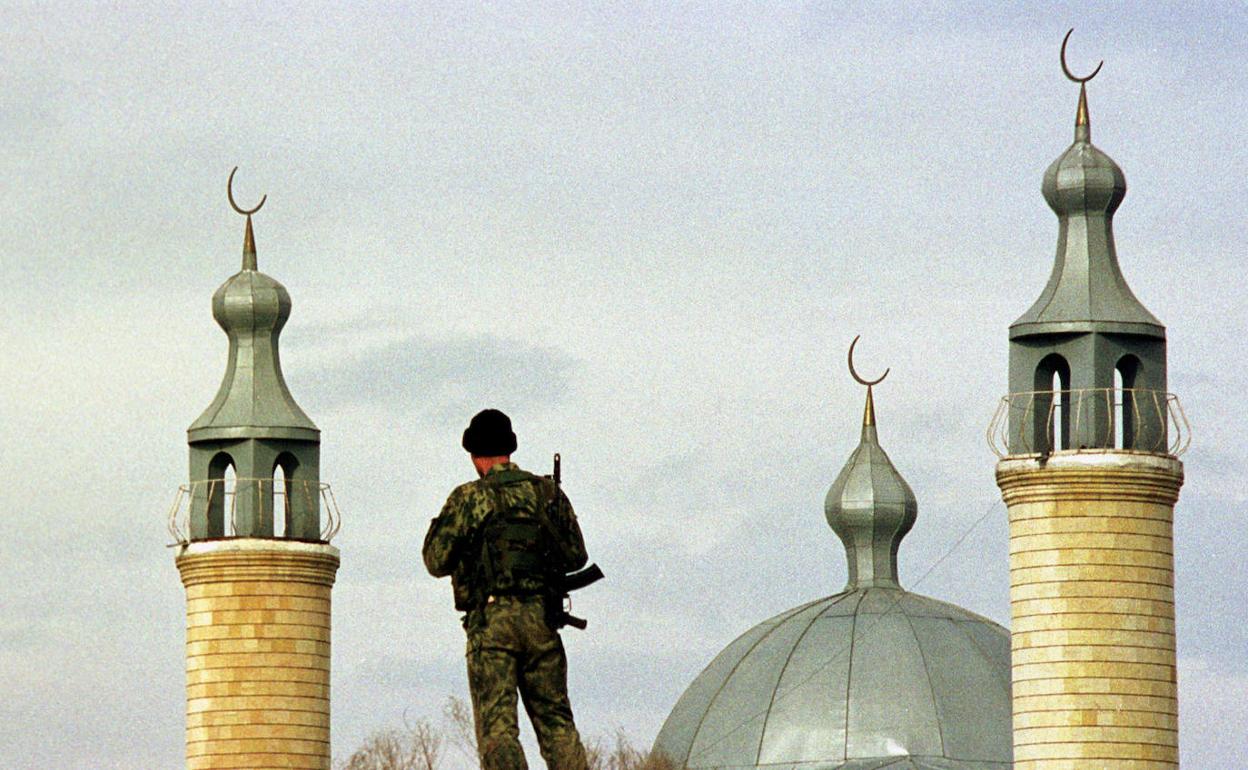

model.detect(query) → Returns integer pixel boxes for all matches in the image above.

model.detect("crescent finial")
[227,166,267,216]
[848,335,889,387]
[1060,28,1103,84]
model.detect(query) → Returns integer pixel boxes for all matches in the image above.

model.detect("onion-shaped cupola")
[652,339,1012,770]
[189,170,317,443]
[824,340,917,591]
[1012,36,1161,340]
[185,169,322,542]
[1006,31,1168,455]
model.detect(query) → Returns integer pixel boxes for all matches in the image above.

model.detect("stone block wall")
[177,539,340,770]
[997,452,1183,770]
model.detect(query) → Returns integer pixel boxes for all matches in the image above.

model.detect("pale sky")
[1,3,1245,768]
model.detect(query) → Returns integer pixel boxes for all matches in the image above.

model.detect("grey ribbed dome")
[653,384,1012,769]
[1040,103,1125,218]
[652,589,1011,770]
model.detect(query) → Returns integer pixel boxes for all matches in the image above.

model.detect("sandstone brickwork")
[177,539,340,770]
[997,451,1183,770]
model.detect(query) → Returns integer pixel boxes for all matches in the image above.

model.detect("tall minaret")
[174,169,340,770]
[994,33,1184,769]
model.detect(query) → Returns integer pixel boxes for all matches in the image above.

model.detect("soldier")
[423,408,591,770]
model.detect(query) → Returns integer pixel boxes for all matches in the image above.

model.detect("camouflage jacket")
[423,462,587,611]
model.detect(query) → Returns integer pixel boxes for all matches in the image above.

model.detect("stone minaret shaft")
[180,541,338,770]
[998,50,1182,770]
[176,176,339,770]
[999,455,1181,770]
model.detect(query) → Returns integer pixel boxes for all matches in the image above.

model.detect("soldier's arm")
[552,488,589,571]
[423,487,469,577]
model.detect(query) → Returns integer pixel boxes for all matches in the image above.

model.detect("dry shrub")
[338,695,677,770]
[337,718,443,770]
[442,695,479,766]
[585,729,678,770]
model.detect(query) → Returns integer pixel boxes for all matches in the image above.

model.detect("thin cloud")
[291,331,580,420]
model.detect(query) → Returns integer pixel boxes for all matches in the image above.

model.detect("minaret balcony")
[988,387,1189,458]
[167,477,342,545]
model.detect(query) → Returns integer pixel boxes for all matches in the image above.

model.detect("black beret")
[462,409,518,456]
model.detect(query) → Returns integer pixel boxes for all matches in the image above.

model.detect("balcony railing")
[167,477,342,546]
[987,387,1190,459]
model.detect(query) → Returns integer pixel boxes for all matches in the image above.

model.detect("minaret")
[174,169,340,770]
[993,34,1184,769]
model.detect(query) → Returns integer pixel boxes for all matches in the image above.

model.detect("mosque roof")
[653,346,1012,768]
[651,589,1011,770]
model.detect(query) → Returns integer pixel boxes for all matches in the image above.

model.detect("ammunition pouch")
[482,516,547,593]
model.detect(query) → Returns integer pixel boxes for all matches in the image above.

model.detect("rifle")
[545,453,604,630]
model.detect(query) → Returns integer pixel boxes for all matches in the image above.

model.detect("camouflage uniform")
[424,462,589,770]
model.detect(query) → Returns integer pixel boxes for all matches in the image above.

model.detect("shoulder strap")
[528,477,581,568]
[478,470,575,563]
[488,468,533,486]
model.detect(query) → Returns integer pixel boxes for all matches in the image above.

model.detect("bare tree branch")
[441,695,479,767]
[335,718,446,770]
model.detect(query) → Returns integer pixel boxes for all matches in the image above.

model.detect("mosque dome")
[652,589,1011,770]
[653,357,1012,769]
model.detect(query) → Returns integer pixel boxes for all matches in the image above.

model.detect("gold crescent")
[1061,28,1103,84]
[848,335,889,387]
[227,166,267,216]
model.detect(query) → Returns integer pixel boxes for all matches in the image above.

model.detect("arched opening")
[273,453,300,538]
[223,463,238,536]
[206,452,235,539]
[273,463,287,537]
[1052,370,1067,450]
[1114,367,1124,447]
[1116,355,1141,449]
[1033,354,1071,453]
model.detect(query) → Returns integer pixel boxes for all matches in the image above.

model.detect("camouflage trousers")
[466,595,588,770]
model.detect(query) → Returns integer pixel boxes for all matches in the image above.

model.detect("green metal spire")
[1011,31,1162,340]
[188,215,317,443]
[185,169,322,541]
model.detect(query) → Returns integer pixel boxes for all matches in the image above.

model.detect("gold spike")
[1075,83,1090,142]
[242,215,257,270]
[863,385,876,428]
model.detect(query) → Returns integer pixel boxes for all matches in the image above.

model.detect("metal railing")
[167,477,342,545]
[987,387,1190,458]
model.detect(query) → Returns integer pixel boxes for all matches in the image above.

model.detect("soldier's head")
[462,408,517,476]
